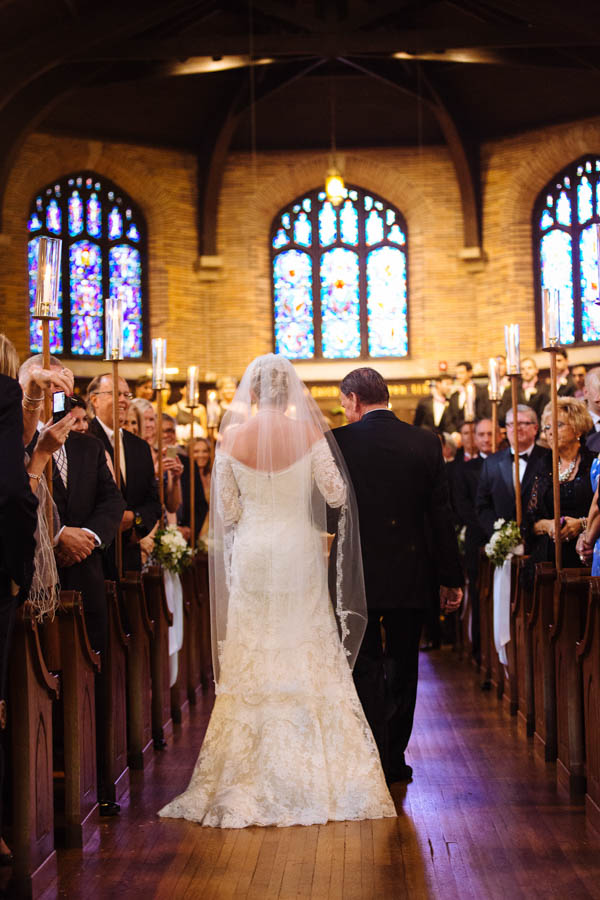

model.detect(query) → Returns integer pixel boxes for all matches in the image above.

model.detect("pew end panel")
[513,557,535,736]
[142,566,174,748]
[121,573,154,770]
[171,574,191,726]
[527,562,557,761]
[577,578,600,833]
[101,581,130,803]
[478,551,493,691]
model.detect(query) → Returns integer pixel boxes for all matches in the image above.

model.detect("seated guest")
[524,398,594,571]
[498,357,549,426]
[454,418,496,662]
[572,364,586,399]
[476,405,548,539]
[88,375,161,573]
[448,361,490,432]
[584,366,600,440]
[413,375,455,432]
[0,336,39,862]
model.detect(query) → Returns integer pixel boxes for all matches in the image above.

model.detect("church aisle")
[40,650,600,900]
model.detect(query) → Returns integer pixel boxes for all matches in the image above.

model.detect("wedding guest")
[0,336,39,863]
[166,385,208,443]
[448,361,490,433]
[124,403,142,437]
[572,364,587,398]
[498,357,549,426]
[476,405,548,539]
[413,375,455,431]
[134,374,154,401]
[88,375,161,573]
[584,366,600,440]
[455,421,478,463]
[549,346,576,397]
[524,398,594,571]
[190,437,211,539]
[130,398,157,449]
[69,395,89,433]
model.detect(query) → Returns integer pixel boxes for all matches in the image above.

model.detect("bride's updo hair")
[250,354,290,410]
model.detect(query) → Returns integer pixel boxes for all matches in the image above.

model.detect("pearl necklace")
[558,453,579,483]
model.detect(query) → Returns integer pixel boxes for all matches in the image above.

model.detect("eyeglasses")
[506,421,536,429]
[94,390,134,401]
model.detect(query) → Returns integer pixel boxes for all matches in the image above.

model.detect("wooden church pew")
[9,611,59,898]
[100,581,130,803]
[577,578,600,834]
[528,562,557,761]
[512,556,535,736]
[478,552,494,690]
[194,552,212,687]
[182,564,203,705]
[460,576,473,663]
[502,556,519,716]
[549,570,591,800]
[52,591,101,848]
[120,573,154,770]
[142,566,173,748]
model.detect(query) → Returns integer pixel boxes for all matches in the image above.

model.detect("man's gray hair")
[585,366,600,390]
[505,403,538,426]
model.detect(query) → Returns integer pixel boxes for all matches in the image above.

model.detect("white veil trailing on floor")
[208,353,367,683]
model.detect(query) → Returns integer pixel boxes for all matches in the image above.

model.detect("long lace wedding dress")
[159,355,395,829]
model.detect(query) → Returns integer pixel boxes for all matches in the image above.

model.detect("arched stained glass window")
[271,186,408,360]
[534,155,600,346]
[27,172,146,358]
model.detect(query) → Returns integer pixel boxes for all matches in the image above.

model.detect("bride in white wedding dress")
[159,354,395,828]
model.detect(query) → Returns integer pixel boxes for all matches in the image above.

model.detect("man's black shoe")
[387,763,413,784]
[99,800,120,817]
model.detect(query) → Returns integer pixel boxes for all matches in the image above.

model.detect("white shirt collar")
[95,415,120,443]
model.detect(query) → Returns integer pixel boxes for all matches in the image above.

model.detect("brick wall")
[2,118,600,383]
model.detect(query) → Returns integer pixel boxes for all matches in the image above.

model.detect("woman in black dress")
[524,397,594,569]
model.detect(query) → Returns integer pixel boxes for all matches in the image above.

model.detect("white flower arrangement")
[485,518,524,568]
[151,524,194,574]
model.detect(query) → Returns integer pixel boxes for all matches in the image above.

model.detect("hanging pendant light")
[325,75,346,206]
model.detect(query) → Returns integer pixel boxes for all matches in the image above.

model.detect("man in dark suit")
[88,374,161,573]
[161,414,208,540]
[584,367,600,446]
[476,404,549,539]
[413,375,456,432]
[550,347,576,398]
[334,367,463,784]
[454,418,496,662]
[498,357,549,426]
[448,361,490,432]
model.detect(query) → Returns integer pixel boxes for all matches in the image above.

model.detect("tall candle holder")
[186,365,199,550]
[152,339,167,507]
[504,324,523,526]
[488,357,501,453]
[105,295,124,577]
[32,237,63,538]
[542,288,562,571]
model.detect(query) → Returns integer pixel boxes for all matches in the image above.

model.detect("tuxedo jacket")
[475,443,550,539]
[89,417,161,571]
[448,383,490,430]
[53,431,125,651]
[413,395,456,433]
[498,381,550,426]
[0,375,38,602]
[453,456,486,575]
[333,410,463,612]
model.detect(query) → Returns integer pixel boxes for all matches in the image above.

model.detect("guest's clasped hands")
[440,586,463,612]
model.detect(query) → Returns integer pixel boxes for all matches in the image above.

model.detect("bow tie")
[511,452,530,461]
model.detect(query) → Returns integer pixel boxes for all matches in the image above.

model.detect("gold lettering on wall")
[310,382,429,399]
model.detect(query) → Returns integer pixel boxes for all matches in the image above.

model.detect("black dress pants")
[353,607,425,778]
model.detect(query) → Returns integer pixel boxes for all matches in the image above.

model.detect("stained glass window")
[27,173,146,357]
[271,186,409,360]
[534,155,600,346]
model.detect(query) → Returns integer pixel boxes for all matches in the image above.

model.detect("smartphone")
[165,445,179,459]
[52,391,66,423]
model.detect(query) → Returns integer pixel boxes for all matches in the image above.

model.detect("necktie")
[112,430,126,482]
[53,445,68,488]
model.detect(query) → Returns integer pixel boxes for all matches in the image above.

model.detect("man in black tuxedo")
[413,375,456,432]
[333,368,463,784]
[476,405,549,539]
[447,361,491,432]
[88,374,161,573]
[454,418,496,662]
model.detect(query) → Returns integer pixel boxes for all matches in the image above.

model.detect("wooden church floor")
[38,649,600,900]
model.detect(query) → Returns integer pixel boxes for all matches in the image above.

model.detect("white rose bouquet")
[484,518,523,568]
[151,524,194,574]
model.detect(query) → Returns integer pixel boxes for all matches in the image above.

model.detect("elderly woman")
[130,397,156,447]
[525,397,594,570]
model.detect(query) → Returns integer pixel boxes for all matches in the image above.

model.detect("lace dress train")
[159,439,395,828]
